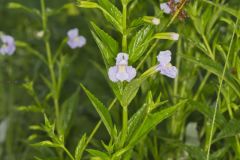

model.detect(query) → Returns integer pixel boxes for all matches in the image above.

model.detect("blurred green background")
[0,0,240,159]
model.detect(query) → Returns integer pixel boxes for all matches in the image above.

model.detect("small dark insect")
[168,0,188,21]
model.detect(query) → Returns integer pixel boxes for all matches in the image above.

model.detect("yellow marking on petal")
[118,65,126,73]
[166,63,172,68]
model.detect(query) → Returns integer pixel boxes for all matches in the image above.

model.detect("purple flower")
[0,35,16,55]
[67,28,86,49]
[160,0,179,14]
[108,53,136,82]
[156,50,178,78]
[160,3,171,14]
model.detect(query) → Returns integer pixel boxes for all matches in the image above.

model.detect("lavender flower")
[108,53,136,82]
[156,50,178,78]
[67,28,86,49]
[0,35,16,55]
[160,0,179,14]
[160,3,171,14]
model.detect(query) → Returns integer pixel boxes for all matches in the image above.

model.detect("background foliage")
[0,0,240,159]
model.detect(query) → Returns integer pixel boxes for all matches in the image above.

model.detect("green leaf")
[32,141,61,148]
[59,88,79,135]
[203,0,240,19]
[184,146,206,160]
[210,145,230,160]
[75,133,87,160]
[80,84,113,136]
[127,104,149,141]
[128,25,154,63]
[76,1,99,8]
[90,60,122,101]
[180,54,240,98]
[8,2,40,16]
[189,100,227,128]
[91,22,119,66]
[121,66,157,107]
[129,17,144,30]
[214,119,240,142]
[98,0,123,32]
[129,101,186,146]
[87,149,110,160]
[17,105,43,112]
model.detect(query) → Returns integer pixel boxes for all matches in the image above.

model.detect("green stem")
[122,4,127,52]
[79,98,117,159]
[202,34,214,60]
[40,0,60,133]
[121,106,128,147]
[206,19,237,160]
[193,72,211,100]
[136,40,158,70]
[62,146,75,160]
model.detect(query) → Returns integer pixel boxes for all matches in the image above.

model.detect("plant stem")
[120,2,128,148]
[76,98,117,159]
[40,0,60,133]
[206,19,237,160]
[62,146,75,160]
[193,72,211,100]
[122,4,127,52]
[121,106,128,146]
[85,98,117,147]
[136,40,158,70]
[202,34,214,60]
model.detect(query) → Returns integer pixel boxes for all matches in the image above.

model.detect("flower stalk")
[40,0,60,135]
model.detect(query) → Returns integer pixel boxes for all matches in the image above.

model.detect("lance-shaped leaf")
[121,66,157,107]
[91,22,119,66]
[128,101,186,146]
[87,149,110,160]
[81,84,113,136]
[59,88,79,135]
[127,104,149,141]
[75,133,87,160]
[76,1,99,8]
[32,141,61,148]
[129,25,154,63]
[98,0,123,32]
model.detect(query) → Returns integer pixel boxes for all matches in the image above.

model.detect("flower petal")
[67,39,78,49]
[0,35,16,55]
[157,50,172,65]
[116,52,128,65]
[126,66,136,82]
[160,65,178,78]
[160,3,171,14]
[108,66,118,82]
[67,28,79,39]
[76,36,87,48]
[1,35,14,44]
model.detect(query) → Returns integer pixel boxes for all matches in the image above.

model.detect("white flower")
[108,53,136,82]
[170,33,179,40]
[152,18,160,25]
[160,3,171,14]
[156,50,178,78]
[67,28,86,49]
